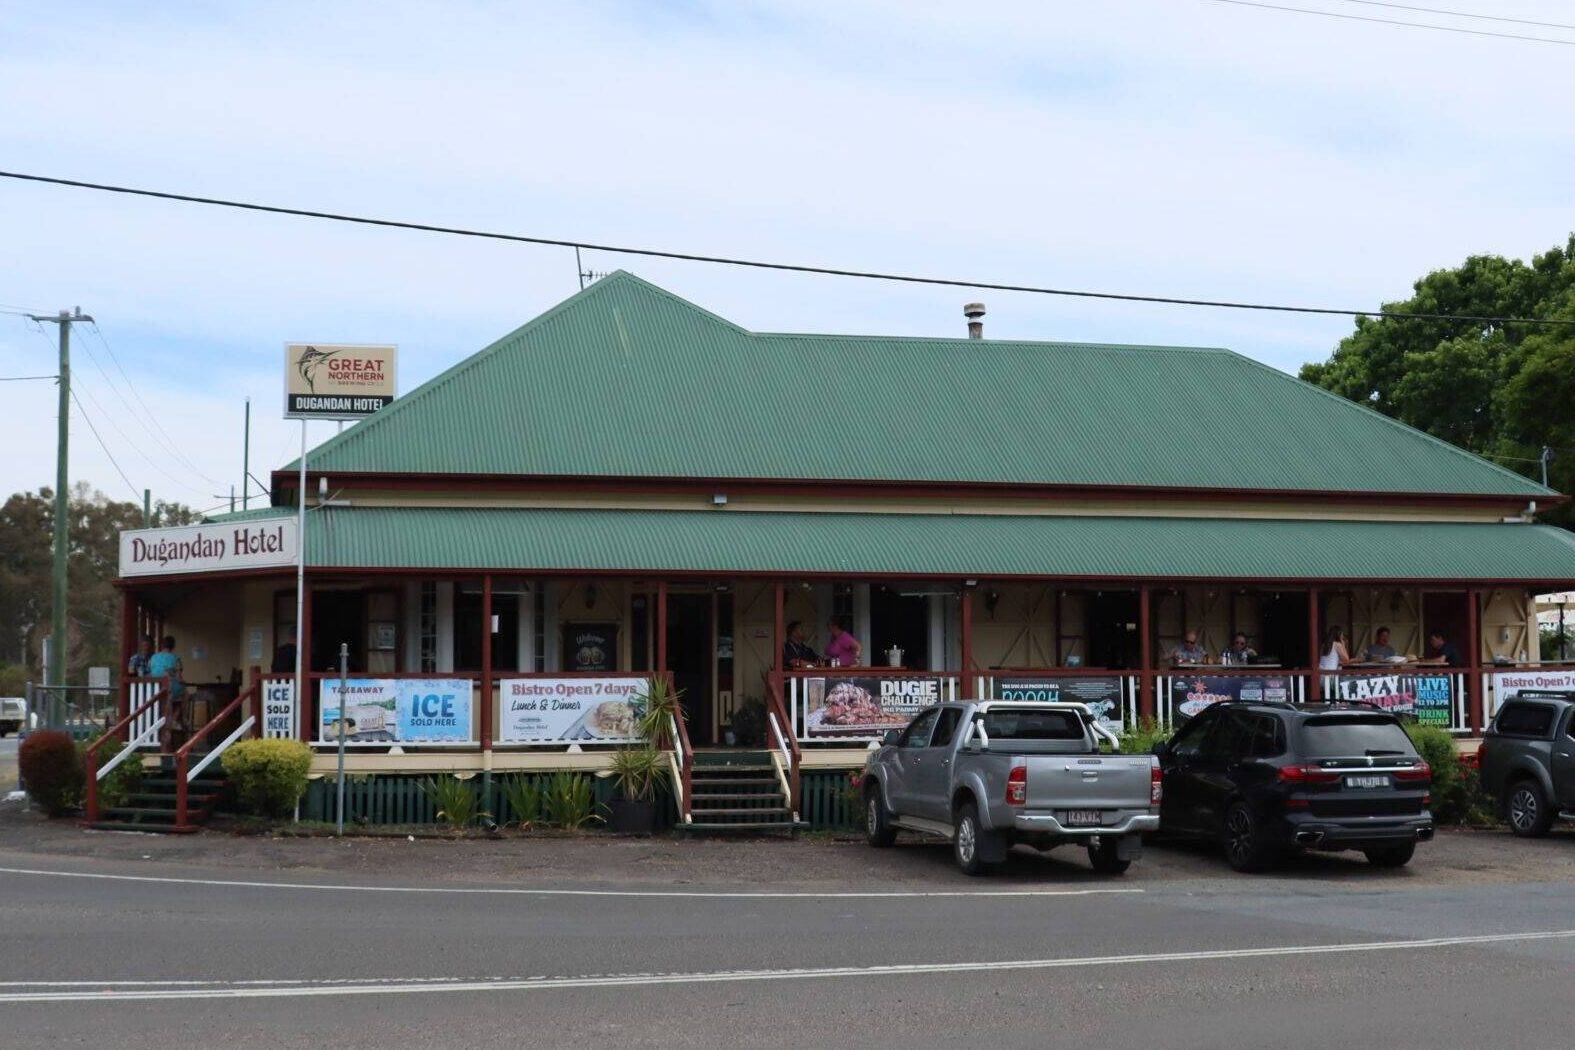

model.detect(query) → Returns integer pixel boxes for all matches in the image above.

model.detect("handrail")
[766,711,798,821]
[83,684,167,823]
[174,678,261,828]
[666,676,694,823]
[765,676,801,814]
[667,714,688,824]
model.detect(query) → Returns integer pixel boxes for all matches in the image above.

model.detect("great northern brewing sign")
[285,343,397,419]
[119,520,298,578]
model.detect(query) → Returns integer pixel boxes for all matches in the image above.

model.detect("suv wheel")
[864,786,896,848]
[1507,779,1555,838]
[1222,802,1278,873]
[1087,836,1132,875]
[1363,842,1416,868]
[953,801,1000,876]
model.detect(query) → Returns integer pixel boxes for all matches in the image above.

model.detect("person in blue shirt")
[148,636,185,751]
[125,634,154,677]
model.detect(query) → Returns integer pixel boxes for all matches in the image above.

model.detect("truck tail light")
[1005,765,1027,806]
[1277,765,1341,786]
[1392,764,1431,784]
[1150,763,1163,805]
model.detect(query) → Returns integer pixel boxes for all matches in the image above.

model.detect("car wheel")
[1363,843,1416,868]
[1087,836,1132,875]
[864,786,896,848]
[953,802,999,876]
[1507,779,1554,838]
[1222,802,1278,873]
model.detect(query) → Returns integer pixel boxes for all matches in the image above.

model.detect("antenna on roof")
[575,247,611,290]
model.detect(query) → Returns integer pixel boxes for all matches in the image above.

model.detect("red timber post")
[480,574,493,751]
[1466,588,1483,734]
[1307,587,1321,701]
[772,580,785,687]
[249,665,263,736]
[656,581,668,673]
[960,583,974,700]
[118,589,135,726]
[297,579,313,744]
[1138,585,1154,721]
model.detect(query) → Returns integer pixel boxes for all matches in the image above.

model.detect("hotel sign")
[285,342,397,419]
[119,520,298,578]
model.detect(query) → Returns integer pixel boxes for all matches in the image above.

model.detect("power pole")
[28,307,92,688]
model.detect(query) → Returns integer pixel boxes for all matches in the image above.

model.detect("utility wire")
[1338,1,1575,32]
[4,168,1575,329]
[0,374,57,381]
[1209,0,1575,46]
[68,389,141,502]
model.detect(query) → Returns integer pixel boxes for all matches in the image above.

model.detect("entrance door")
[311,591,366,673]
[1086,591,1140,669]
[1260,592,1310,667]
[1422,592,1469,659]
[667,594,714,745]
[870,585,930,669]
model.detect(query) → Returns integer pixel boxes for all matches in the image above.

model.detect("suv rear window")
[978,709,1086,740]
[1296,715,1418,759]
[1494,702,1557,737]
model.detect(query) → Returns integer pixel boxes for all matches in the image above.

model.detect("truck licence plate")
[1344,775,1389,790]
[1064,810,1102,826]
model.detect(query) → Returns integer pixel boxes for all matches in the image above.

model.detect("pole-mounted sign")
[284,343,397,420]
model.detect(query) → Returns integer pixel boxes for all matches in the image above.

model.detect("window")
[1495,702,1557,738]
[930,707,962,748]
[978,708,1085,741]
[1169,710,1217,759]
[899,708,941,748]
[1297,715,1418,759]
[1246,715,1286,758]
[418,582,437,673]
[1200,711,1253,761]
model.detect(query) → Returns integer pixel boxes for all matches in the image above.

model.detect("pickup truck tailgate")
[1025,755,1154,811]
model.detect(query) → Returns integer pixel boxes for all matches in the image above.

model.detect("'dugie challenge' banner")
[318,679,473,744]
[803,676,943,736]
[1327,673,1454,726]
[996,676,1125,733]
[1170,675,1293,721]
[498,677,648,744]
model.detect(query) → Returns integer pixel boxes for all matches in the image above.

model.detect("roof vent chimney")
[964,302,985,340]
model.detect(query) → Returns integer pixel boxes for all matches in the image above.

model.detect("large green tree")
[0,485,196,686]
[1300,236,1575,523]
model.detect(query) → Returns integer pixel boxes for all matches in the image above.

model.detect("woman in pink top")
[823,616,863,668]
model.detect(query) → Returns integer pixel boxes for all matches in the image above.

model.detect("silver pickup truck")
[861,701,1161,875]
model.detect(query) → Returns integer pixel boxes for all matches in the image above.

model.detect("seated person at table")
[1416,630,1464,667]
[1220,632,1257,664]
[823,616,863,667]
[1319,627,1355,670]
[781,620,820,669]
[1169,630,1208,666]
[1362,626,1398,663]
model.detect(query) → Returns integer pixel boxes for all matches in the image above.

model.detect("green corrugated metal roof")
[203,506,294,524]
[289,271,1551,498]
[305,507,1575,582]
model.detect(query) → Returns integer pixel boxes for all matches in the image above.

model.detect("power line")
[1209,0,1575,46]
[1338,1,1575,32]
[4,168,1575,329]
[0,374,57,381]
[68,389,141,502]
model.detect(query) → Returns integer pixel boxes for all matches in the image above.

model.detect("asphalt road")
[2,828,1574,1049]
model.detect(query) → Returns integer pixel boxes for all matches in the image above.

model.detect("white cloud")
[1,0,1571,499]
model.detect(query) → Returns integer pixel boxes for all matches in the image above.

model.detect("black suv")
[1154,702,1434,871]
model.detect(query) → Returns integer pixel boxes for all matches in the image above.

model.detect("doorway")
[1259,592,1311,667]
[1086,591,1140,669]
[311,591,366,673]
[1422,592,1469,658]
[869,585,930,669]
[666,594,715,745]
[455,591,520,672]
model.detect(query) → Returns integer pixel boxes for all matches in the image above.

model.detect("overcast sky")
[2,0,1572,511]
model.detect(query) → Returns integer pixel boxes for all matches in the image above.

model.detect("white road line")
[0,865,1142,900]
[3,929,1571,1004]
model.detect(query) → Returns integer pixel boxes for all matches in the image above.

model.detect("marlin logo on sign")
[296,345,332,392]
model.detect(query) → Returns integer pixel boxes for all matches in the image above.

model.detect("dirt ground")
[2,795,1573,890]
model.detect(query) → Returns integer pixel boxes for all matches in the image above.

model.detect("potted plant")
[606,745,667,833]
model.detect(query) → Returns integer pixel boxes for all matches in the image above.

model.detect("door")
[1190,710,1256,832]
[887,707,941,815]
[869,585,930,669]
[311,590,366,673]
[666,594,714,745]
[1259,592,1310,667]
[1558,709,1575,809]
[1422,592,1470,662]
[1087,591,1140,669]
[1160,707,1220,832]
[913,706,964,819]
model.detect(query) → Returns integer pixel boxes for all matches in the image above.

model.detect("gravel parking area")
[3,797,1572,891]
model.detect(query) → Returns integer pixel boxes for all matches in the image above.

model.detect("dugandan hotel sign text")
[285,342,397,420]
[119,520,299,578]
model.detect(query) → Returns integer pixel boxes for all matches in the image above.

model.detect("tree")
[0,486,197,685]
[1300,236,1575,524]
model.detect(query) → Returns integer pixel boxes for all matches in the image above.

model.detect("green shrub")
[20,730,83,816]
[1118,718,1172,755]
[608,746,667,802]
[97,756,145,810]
[222,738,312,818]
[635,677,685,745]
[498,775,544,826]
[542,771,600,829]
[419,775,486,829]
[1403,723,1493,825]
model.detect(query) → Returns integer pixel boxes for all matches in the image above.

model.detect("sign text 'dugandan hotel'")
[119,520,298,578]
[284,343,397,420]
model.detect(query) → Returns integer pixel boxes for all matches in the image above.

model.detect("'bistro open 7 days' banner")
[318,679,473,744]
[498,677,649,744]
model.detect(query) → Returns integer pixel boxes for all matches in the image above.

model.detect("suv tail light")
[1278,765,1341,786]
[1150,763,1163,805]
[1005,765,1028,806]
[1392,763,1432,784]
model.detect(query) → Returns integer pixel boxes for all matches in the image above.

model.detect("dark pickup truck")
[1479,690,1575,837]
